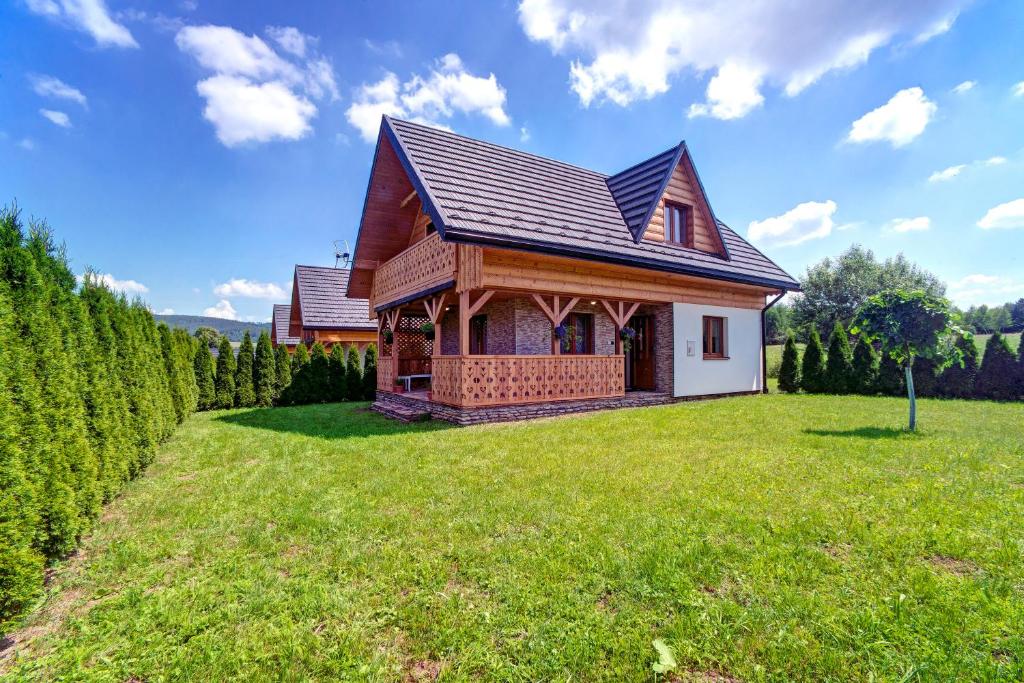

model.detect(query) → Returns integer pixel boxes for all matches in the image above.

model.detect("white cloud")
[985,156,1007,166]
[928,165,964,182]
[213,278,286,299]
[687,62,764,120]
[27,0,138,48]
[364,39,403,58]
[203,299,238,319]
[30,75,87,106]
[158,308,175,315]
[520,126,530,142]
[846,87,936,147]
[977,198,1024,230]
[176,24,337,146]
[951,80,975,94]
[887,216,930,233]
[947,274,1024,307]
[39,109,71,127]
[346,53,510,142]
[748,200,837,248]
[79,272,149,294]
[517,0,967,116]
[1013,81,1024,97]
[18,138,36,151]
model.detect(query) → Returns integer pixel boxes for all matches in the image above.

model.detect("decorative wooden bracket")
[423,293,447,324]
[399,190,418,208]
[532,295,580,355]
[599,300,641,329]
[465,290,495,317]
[384,308,402,333]
[458,290,495,355]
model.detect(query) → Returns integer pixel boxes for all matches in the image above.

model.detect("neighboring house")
[271,304,300,352]
[348,116,799,423]
[287,265,377,352]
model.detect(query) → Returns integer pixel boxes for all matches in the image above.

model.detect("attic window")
[664,201,690,246]
[426,222,436,235]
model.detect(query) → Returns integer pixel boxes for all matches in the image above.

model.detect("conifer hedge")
[0,204,196,626]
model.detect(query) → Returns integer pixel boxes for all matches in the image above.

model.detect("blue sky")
[2,0,1023,322]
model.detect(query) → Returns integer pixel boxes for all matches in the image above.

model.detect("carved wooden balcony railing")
[372,233,457,310]
[377,356,394,392]
[430,354,625,407]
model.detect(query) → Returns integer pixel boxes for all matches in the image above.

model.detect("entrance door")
[625,315,655,390]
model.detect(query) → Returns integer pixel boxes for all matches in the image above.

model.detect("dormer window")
[664,201,690,246]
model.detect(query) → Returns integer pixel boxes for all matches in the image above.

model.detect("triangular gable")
[288,268,303,338]
[608,143,729,259]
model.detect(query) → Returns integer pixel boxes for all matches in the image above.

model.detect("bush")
[253,331,275,407]
[876,354,904,396]
[214,336,236,409]
[273,344,291,399]
[1017,337,1024,399]
[328,344,347,402]
[851,338,880,395]
[291,342,309,373]
[938,335,978,399]
[824,322,855,394]
[910,356,939,398]
[194,342,216,410]
[346,345,363,401]
[234,332,256,408]
[778,334,800,393]
[976,332,1017,400]
[800,329,827,393]
[362,343,378,399]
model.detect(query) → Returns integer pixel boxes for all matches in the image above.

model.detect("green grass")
[4,396,1024,680]
[766,332,1021,377]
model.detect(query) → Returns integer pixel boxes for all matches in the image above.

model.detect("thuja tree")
[345,345,363,400]
[851,290,964,430]
[800,329,827,393]
[273,344,291,399]
[1017,338,1024,398]
[778,333,800,393]
[824,321,855,394]
[234,331,256,407]
[307,342,331,402]
[292,342,309,373]
[214,336,236,409]
[194,341,216,410]
[362,343,378,399]
[937,334,978,399]
[328,344,347,402]
[253,331,276,407]
[975,332,1018,400]
[851,338,880,395]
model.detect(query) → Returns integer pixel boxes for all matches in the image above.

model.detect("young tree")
[214,336,236,409]
[824,321,855,394]
[800,329,827,394]
[764,303,793,345]
[292,342,309,373]
[193,340,216,410]
[777,333,800,393]
[362,343,378,400]
[328,344,347,401]
[253,331,276,407]
[234,331,256,407]
[851,290,964,430]
[1017,337,1024,399]
[937,334,978,399]
[307,342,330,403]
[851,338,880,395]
[975,332,1018,400]
[345,346,363,400]
[193,326,220,350]
[1011,298,1024,330]
[273,344,291,400]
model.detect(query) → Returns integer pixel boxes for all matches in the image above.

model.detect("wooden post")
[459,291,470,356]
[424,294,447,357]
[531,294,579,355]
[600,300,640,355]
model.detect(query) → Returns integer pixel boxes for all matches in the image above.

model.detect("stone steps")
[371,401,431,423]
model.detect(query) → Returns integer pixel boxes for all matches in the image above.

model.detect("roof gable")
[272,304,299,346]
[290,266,374,334]
[606,145,682,241]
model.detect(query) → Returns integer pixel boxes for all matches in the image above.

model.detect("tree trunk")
[904,364,916,431]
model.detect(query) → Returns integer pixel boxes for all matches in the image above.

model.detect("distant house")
[348,116,799,423]
[286,265,377,352]
[271,304,300,351]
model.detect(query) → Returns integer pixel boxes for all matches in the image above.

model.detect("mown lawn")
[4,395,1024,681]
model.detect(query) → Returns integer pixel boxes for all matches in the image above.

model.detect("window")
[425,222,436,235]
[565,313,594,355]
[664,201,689,245]
[469,315,487,354]
[702,316,727,359]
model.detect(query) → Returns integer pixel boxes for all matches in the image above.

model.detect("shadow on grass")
[214,402,453,440]
[804,426,916,439]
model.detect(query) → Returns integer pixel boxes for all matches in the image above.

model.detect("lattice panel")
[430,355,624,407]
[372,233,456,307]
[395,314,434,359]
[378,356,394,391]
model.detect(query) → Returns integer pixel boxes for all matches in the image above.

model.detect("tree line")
[191,331,378,410]
[778,322,1024,401]
[1,205,197,626]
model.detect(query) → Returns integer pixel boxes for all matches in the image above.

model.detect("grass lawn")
[4,395,1024,680]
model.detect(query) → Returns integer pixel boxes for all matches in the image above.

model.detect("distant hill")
[155,314,272,342]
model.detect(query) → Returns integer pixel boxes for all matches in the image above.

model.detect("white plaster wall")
[672,302,762,397]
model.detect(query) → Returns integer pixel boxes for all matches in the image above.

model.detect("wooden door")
[626,315,655,390]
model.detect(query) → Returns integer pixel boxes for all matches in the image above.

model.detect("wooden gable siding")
[407,201,432,247]
[643,155,725,255]
[478,247,771,310]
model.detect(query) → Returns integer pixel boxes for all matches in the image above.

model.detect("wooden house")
[347,117,798,423]
[271,304,300,351]
[285,265,377,352]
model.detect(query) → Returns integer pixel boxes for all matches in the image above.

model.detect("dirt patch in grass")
[676,668,741,682]
[404,658,443,681]
[927,554,980,577]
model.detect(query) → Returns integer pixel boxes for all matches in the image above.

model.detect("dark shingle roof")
[606,145,681,240]
[272,304,300,346]
[294,266,375,330]
[384,117,798,290]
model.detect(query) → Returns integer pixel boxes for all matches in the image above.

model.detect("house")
[286,265,377,353]
[347,116,799,423]
[271,304,300,351]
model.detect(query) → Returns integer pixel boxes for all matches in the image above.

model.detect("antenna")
[333,240,351,269]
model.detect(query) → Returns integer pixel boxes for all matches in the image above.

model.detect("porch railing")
[430,354,625,407]
[372,233,456,309]
[377,356,394,392]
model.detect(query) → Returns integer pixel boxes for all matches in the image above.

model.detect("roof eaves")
[382,116,451,238]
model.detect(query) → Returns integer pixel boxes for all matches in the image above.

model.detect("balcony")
[371,233,457,310]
